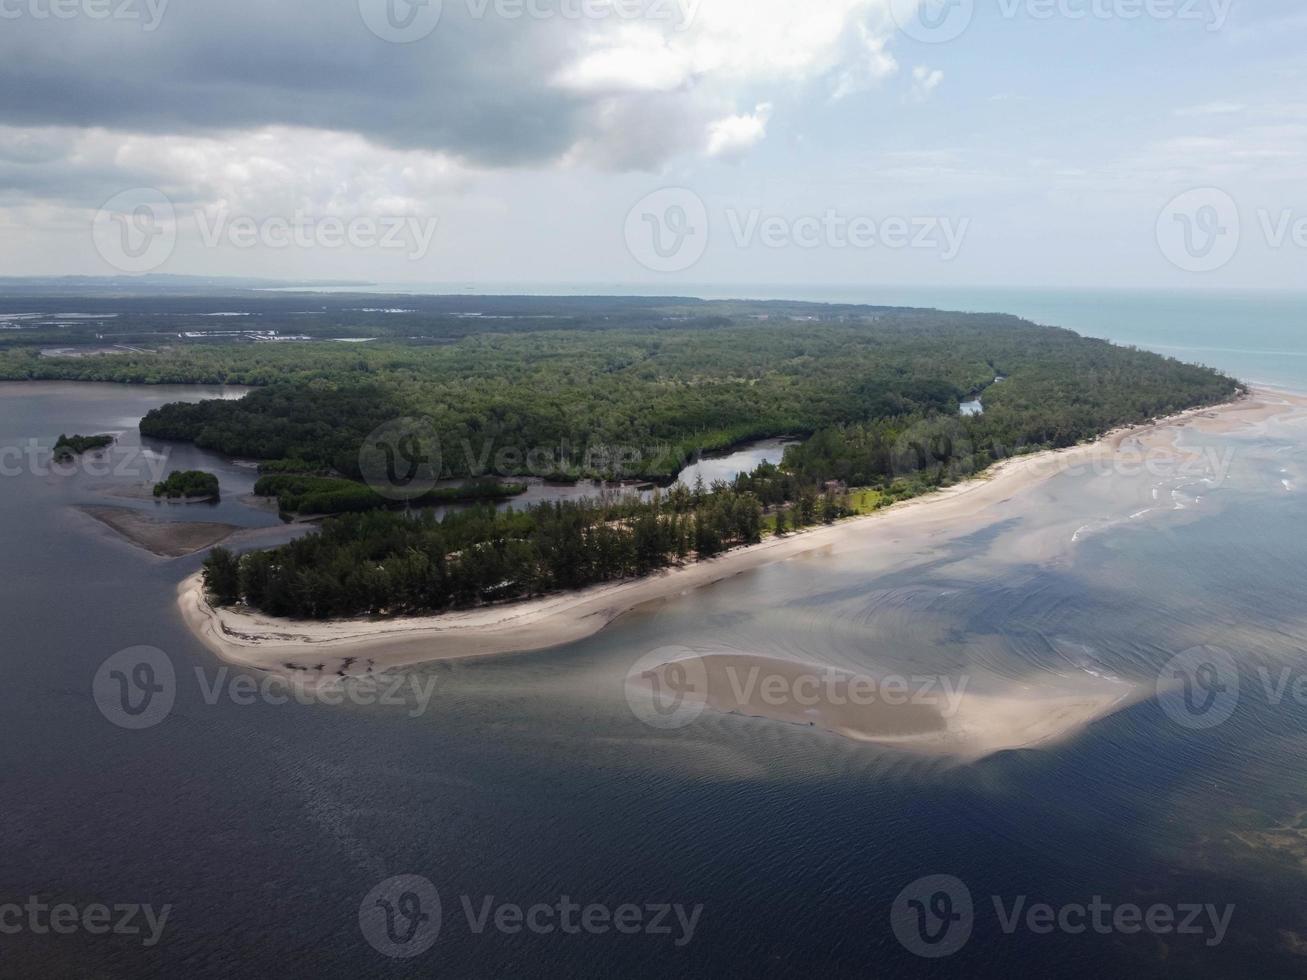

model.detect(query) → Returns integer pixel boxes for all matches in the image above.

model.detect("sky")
[0,0,1304,290]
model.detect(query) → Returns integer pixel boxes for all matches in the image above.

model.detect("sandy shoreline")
[178,386,1303,679]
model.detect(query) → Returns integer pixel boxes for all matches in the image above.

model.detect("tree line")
[201,477,855,619]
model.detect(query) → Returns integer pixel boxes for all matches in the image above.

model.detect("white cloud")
[910,65,944,103]
[831,22,899,100]
[0,125,476,215]
[547,0,902,164]
[1174,101,1247,118]
[551,25,694,95]
[706,103,774,160]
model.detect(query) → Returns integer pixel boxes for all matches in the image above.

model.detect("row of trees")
[202,484,785,619]
[251,473,524,515]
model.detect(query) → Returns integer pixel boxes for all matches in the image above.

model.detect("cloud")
[706,103,773,160]
[0,0,905,175]
[909,65,944,103]
[1174,101,1247,118]
[0,125,476,214]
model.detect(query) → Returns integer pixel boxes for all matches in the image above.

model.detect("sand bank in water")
[81,506,239,558]
[179,389,1304,679]
[630,653,1143,760]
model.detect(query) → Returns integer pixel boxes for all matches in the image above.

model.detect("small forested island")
[53,433,114,460]
[154,470,220,500]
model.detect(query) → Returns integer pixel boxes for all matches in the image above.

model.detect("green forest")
[3,298,1241,619]
[5,307,1238,484]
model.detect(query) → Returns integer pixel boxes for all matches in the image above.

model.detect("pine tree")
[201,547,241,606]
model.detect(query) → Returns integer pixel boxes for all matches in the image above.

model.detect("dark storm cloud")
[0,1,590,165]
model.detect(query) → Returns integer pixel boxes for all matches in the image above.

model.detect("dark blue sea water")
[5,290,1307,978]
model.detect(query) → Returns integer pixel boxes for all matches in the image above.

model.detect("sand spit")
[178,389,1303,681]
[81,506,239,558]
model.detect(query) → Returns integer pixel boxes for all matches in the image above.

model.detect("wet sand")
[80,506,239,558]
[631,653,1143,760]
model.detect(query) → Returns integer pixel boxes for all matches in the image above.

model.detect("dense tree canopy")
[8,297,1241,620]
[154,470,220,499]
[9,308,1232,483]
[204,483,799,619]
